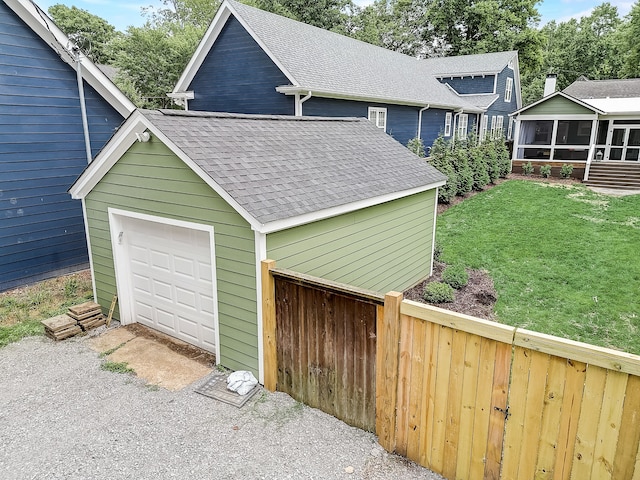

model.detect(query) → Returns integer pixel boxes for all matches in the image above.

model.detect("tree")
[109,23,203,107]
[524,3,625,103]
[621,1,640,77]
[143,0,221,30]
[48,4,119,64]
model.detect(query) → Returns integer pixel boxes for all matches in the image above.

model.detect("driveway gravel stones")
[0,337,443,480]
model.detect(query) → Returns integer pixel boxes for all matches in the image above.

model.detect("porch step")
[585,163,640,190]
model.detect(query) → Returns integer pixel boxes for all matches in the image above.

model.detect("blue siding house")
[1,0,135,291]
[171,0,521,151]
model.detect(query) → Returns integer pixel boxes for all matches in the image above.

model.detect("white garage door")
[115,214,217,354]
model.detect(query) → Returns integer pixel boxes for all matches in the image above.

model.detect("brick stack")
[67,302,105,331]
[41,301,105,341]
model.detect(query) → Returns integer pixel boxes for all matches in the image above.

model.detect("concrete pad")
[106,337,212,391]
[87,327,136,353]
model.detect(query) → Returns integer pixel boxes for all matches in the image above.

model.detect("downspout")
[416,105,429,154]
[75,50,92,164]
[295,91,312,116]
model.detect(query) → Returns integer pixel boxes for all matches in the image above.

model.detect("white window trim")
[505,77,513,103]
[368,107,387,131]
[490,116,497,139]
[496,115,504,137]
[507,118,514,139]
[444,112,452,136]
[457,113,468,140]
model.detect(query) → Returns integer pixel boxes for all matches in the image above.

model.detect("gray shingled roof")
[141,109,446,225]
[425,51,517,76]
[226,0,483,111]
[563,78,640,99]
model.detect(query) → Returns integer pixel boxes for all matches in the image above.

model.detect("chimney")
[543,74,557,97]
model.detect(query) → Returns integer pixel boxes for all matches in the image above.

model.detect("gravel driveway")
[0,336,443,479]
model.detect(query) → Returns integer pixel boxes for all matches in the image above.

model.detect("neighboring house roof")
[173,0,518,112]
[70,109,447,232]
[458,93,500,110]
[426,51,518,77]
[563,78,640,115]
[4,0,135,117]
[564,78,640,99]
[97,64,119,82]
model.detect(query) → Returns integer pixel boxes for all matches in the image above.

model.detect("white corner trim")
[254,231,268,385]
[81,199,97,303]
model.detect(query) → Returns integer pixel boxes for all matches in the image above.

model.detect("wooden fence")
[261,261,640,479]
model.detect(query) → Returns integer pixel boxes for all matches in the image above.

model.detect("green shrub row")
[422,262,469,304]
[423,134,511,204]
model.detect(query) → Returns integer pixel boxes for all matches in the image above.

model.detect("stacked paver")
[41,302,105,341]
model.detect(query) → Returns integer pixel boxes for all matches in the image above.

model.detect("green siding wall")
[267,190,437,293]
[85,139,258,374]
[522,95,595,116]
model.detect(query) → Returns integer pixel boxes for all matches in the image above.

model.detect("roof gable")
[174,0,517,111]
[427,51,517,77]
[513,91,601,116]
[70,110,446,232]
[3,0,135,117]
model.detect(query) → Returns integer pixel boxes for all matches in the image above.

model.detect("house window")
[504,77,513,103]
[496,116,504,137]
[444,112,452,136]
[457,113,468,140]
[480,115,489,142]
[490,116,497,138]
[368,107,387,131]
[507,118,514,139]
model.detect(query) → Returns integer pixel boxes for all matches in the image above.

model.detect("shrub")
[429,136,458,203]
[560,163,574,178]
[522,161,534,175]
[451,141,474,196]
[495,139,512,178]
[441,263,469,289]
[433,241,443,261]
[540,165,552,178]
[423,281,455,303]
[407,136,425,157]
[482,140,500,183]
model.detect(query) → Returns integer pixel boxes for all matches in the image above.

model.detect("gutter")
[168,91,195,110]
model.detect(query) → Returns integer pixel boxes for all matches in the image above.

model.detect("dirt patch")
[124,323,216,368]
[404,261,497,320]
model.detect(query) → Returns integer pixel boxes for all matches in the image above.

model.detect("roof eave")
[256,180,447,234]
[5,0,135,117]
[276,85,484,113]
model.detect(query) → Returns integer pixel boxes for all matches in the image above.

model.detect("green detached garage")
[69,109,446,382]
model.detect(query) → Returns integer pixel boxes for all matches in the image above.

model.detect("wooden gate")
[268,267,383,431]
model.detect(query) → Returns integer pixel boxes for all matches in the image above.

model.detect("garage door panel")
[152,279,173,301]
[117,214,217,354]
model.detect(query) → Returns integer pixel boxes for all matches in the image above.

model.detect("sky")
[35,0,636,33]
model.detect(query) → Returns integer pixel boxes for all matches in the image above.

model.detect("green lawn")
[436,180,640,354]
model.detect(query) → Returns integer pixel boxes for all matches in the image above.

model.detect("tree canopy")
[48,0,640,108]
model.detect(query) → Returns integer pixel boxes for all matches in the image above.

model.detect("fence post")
[262,259,277,392]
[376,291,404,452]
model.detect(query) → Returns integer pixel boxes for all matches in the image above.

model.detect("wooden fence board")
[455,333,482,480]
[443,330,466,479]
[518,350,551,478]
[572,366,607,479]
[431,325,453,473]
[553,360,587,480]
[406,317,425,461]
[419,320,440,468]
[396,311,414,456]
[535,355,567,479]
[484,341,511,480]
[469,337,497,479]
[614,375,640,479]
[591,370,627,479]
